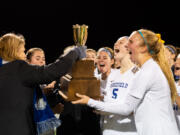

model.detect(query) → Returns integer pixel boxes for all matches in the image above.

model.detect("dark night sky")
[0,1,179,63]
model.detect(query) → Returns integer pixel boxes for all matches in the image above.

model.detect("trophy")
[64,24,101,101]
[73,24,88,46]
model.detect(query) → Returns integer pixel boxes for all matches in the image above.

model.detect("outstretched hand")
[72,93,90,104]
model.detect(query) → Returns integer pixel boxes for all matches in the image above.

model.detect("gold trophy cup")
[73,24,88,46]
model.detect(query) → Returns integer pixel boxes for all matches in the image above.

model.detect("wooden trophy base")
[66,60,101,101]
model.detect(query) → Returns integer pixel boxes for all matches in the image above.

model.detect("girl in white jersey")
[72,29,180,135]
[98,37,138,135]
[94,47,115,134]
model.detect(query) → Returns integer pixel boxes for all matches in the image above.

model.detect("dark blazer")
[0,48,82,135]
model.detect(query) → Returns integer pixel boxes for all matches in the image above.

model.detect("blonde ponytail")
[139,29,177,102]
[152,42,177,102]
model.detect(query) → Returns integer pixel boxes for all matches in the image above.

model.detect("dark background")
[0,1,179,63]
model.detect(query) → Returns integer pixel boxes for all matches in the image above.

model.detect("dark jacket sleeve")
[19,46,86,86]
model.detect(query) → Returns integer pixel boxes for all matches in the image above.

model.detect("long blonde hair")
[137,29,177,102]
[0,33,25,61]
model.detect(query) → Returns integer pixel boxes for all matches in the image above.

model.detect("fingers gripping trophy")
[65,24,101,101]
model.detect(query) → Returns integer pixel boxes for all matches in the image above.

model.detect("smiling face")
[28,50,45,66]
[96,51,113,74]
[114,37,129,62]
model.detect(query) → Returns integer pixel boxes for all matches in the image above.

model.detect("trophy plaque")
[65,24,101,101]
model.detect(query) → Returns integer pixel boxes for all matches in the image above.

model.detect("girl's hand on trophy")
[72,93,90,104]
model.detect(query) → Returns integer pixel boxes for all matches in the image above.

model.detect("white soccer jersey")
[101,67,138,135]
[175,82,180,130]
[129,58,179,135]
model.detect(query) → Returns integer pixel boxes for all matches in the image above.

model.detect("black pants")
[57,103,102,135]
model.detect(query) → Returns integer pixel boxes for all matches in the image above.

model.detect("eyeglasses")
[114,49,120,53]
[175,67,180,70]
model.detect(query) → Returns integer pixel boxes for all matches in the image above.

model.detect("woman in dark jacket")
[0,33,86,135]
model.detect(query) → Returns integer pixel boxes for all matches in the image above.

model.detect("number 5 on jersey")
[112,88,118,99]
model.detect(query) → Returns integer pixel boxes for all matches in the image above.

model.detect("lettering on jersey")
[110,82,128,88]
[131,66,139,74]
[112,88,118,99]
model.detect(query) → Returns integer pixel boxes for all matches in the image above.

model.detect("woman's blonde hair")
[0,33,25,61]
[137,29,177,102]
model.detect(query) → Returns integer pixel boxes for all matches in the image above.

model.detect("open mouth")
[114,49,120,53]
[129,51,132,55]
[99,64,105,67]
